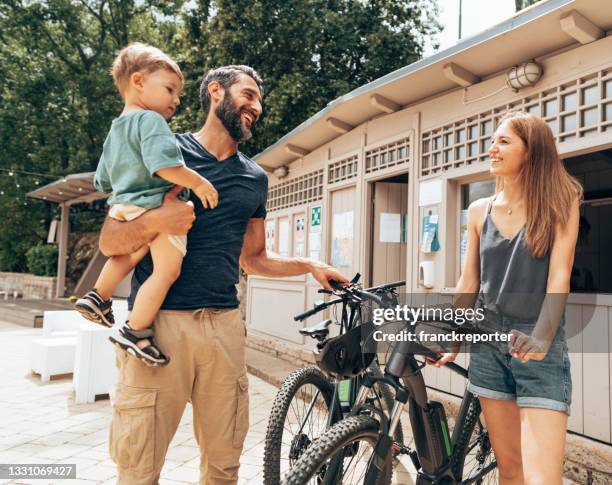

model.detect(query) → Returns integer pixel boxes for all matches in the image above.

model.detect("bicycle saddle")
[299,319,333,338]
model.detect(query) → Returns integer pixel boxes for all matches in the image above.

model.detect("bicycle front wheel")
[264,366,340,484]
[281,415,392,485]
[450,393,498,484]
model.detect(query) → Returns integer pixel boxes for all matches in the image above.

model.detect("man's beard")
[215,92,253,143]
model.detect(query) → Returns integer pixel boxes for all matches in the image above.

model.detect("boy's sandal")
[75,290,115,328]
[109,326,170,367]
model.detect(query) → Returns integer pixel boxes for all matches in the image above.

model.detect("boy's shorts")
[109,204,187,256]
[467,311,572,415]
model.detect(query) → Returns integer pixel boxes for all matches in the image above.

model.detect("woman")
[434,111,581,484]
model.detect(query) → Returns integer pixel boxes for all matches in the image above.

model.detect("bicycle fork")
[353,376,410,485]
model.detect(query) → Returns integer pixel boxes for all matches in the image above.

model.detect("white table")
[73,322,118,404]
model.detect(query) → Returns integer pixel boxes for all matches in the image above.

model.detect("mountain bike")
[282,315,499,485]
[263,274,407,485]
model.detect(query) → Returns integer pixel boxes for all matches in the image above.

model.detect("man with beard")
[98,65,347,485]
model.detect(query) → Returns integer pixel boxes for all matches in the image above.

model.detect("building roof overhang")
[27,172,107,205]
[255,0,612,168]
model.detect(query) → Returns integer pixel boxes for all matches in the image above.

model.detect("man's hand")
[308,261,349,290]
[150,186,196,235]
[509,330,548,362]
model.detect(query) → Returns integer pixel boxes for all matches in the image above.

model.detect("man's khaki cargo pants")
[109,308,249,485]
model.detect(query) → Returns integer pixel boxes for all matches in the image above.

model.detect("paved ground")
[0,321,278,485]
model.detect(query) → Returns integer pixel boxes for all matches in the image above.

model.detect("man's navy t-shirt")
[128,133,268,310]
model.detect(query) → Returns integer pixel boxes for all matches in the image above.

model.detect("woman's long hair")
[495,111,583,258]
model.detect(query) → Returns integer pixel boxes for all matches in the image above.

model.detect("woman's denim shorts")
[467,311,572,415]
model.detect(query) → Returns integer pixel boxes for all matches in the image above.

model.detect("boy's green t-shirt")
[94,110,186,209]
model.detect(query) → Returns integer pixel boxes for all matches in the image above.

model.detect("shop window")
[267,169,324,212]
[459,180,495,272]
[328,154,359,184]
[365,137,410,174]
[566,149,612,293]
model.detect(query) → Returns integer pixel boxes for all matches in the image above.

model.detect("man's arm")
[99,186,195,256]
[239,218,348,290]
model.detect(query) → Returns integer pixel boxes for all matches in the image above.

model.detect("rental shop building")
[248,0,612,446]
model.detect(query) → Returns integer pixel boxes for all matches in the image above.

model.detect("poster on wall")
[460,209,468,271]
[331,211,354,268]
[278,218,290,257]
[380,213,401,243]
[309,205,322,261]
[421,213,440,253]
[294,216,305,257]
[265,219,275,252]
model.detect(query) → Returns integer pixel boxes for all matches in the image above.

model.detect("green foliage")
[26,243,58,276]
[0,0,440,271]
[173,0,441,156]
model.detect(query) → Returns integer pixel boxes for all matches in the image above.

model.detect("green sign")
[311,206,322,227]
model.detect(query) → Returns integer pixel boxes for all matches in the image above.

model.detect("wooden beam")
[370,93,400,114]
[443,62,480,87]
[560,10,603,45]
[56,203,69,297]
[285,143,309,157]
[326,117,354,134]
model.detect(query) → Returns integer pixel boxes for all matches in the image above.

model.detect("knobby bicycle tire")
[263,366,340,485]
[281,415,392,485]
[450,393,497,484]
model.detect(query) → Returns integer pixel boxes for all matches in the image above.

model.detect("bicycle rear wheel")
[281,415,392,485]
[450,393,498,484]
[264,366,340,484]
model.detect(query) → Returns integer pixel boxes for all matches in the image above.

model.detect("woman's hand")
[426,352,459,368]
[509,329,548,362]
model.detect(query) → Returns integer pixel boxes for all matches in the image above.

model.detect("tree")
[0,0,440,271]
[515,0,540,12]
[174,0,441,156]
[0,0,182,270]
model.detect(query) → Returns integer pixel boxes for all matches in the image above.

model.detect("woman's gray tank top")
[478,195,549,320]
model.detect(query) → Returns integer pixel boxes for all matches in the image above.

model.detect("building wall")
[248,34,612,443]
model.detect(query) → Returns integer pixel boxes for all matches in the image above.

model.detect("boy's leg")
[95,245,150,300]
[75,245,149,327]
[191,309,248,485]
[129,233,184,330]
[110,310,199,485]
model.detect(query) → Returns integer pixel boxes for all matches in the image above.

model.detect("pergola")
[27,172,108,297]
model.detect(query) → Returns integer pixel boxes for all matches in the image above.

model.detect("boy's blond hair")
[111,43,183,94]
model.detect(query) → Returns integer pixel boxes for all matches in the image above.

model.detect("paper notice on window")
[265,219,275,252]
[379,213,401,243]
[278,218,290,257]
[419,179,442,206]
[332,211,354,268]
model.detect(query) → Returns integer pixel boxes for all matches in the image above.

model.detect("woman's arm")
[510,197,580,361]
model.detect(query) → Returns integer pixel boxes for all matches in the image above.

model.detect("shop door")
[369,175,408,286]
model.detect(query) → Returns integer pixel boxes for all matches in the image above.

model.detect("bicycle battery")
[409,400,452,475]
[338,378,357,412]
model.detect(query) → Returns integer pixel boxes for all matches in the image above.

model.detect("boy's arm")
[99,186,195,256]
[156,166,218,207]
[156,166,209,191]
